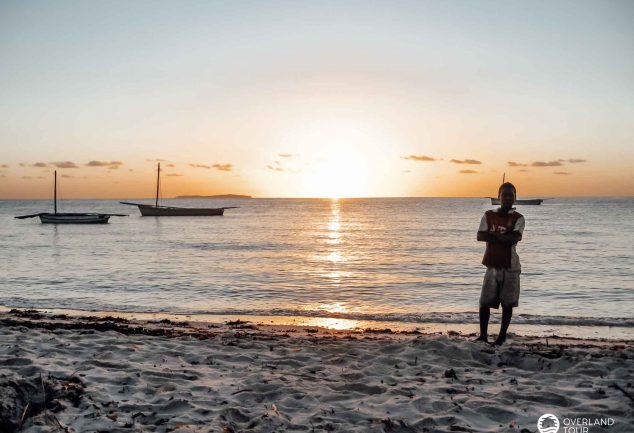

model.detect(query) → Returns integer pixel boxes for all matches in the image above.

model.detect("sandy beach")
[0,309,632,433]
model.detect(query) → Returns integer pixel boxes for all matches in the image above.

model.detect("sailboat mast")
[54,170,57,214]
[155,163,160,207]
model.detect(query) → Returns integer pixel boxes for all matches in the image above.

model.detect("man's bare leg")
[493,307,513,346]
[475,306,490,343]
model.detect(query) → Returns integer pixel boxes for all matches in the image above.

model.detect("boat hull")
[39,213,111,224]
[489,198,543,205]
[136,205,225,216]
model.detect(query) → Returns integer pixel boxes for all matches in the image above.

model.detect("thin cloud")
[0,164,8,168]
[189,163,212,169]
[508,161,528,167]
[146,158,166,162]
[568,158,587,163]
[86,160,123,169]
[22,176,32,179]
[532,160,563,167]
[61,174,74,178]
[554,171,572,175]
[519,169,529,172]
[450,159,481,165]
[401,155,436,161]
[279,154,293,158]
[267,165,284,172]
[213,163,233,171]
[166,173,183,177]
[51,161,79,169]
[459,169,478,174]
[33,162,48,168]
[166,163,175,167]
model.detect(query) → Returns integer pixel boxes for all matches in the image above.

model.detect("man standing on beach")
[475,183,525,346]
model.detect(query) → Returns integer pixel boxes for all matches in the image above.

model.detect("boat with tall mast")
[15,171,127,223]
[120,163,238,216]
[487,173,545,205]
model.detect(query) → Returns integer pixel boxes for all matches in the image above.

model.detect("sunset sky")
[1,0,632,199]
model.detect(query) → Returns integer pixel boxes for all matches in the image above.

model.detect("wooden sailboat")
[15,171,127,224]
[487,173,545,205]
[120,163,237,216]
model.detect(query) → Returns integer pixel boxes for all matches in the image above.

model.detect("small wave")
[1,298,632,327]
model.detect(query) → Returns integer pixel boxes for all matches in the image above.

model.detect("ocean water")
[1,197,632,332]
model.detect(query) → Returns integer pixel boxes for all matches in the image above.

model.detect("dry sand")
[0,309,632,433]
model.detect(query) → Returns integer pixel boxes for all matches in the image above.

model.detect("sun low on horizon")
[1,1,633,199]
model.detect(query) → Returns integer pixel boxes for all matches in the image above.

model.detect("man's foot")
[492,336,506,346]
[474,335,489,344]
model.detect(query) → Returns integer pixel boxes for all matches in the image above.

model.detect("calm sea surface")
[1,197,632,330]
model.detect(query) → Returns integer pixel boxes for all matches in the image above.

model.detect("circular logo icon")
[537,414,560,433]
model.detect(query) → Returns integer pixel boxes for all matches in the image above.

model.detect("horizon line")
[1,194,633,201]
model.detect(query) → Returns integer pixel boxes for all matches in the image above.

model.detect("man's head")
[498,182,516,209]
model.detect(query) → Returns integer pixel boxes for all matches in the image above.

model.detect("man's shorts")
[479,267,520,309]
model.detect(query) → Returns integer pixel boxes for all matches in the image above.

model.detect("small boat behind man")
[487,173,546,205]
[488,197,544,206]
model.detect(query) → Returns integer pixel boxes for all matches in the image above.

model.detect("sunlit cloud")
[401,155,436,161]
[267,165,284,172]
[532,160,563,167]
[508,161,528,167]
[167,163,175,167]
[0,164,9,168]
[554,171,572,175]
[22,176,32,179]
[33,162,48,168]
[146,158,166,162]
[279,153,294,158]
[459,169,478,174]
[568,158,587,163]
[86,160,123,169]
[166,173,183,176]
[51,161,79,168]
[213,163,233,171]
[61,174,73,178]
[189,162,233,171]
[450,159,481,165]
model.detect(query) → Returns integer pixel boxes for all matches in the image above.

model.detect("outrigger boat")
[15,171,127,224]
[120,163,238,216]
[486,173,546,205]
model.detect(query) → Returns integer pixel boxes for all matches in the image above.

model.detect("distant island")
[175,194,252,199]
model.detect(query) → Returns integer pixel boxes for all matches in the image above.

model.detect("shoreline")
[1,305,632,341]
[0,309,632,432]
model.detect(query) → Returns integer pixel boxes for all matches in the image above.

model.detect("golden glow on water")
[324,199,345,265]
[308,317,361,330]
[315,302,349,314]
